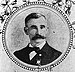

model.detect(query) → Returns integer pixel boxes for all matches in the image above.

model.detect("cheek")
[29,29,37,35]
[41,29,48,35]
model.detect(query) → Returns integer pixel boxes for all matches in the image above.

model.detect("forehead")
[27,16,47,27]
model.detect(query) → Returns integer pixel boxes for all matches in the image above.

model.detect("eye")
[31,25,37,29]
[40,25,45,29]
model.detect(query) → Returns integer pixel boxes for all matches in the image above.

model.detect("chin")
[35,39,45,43]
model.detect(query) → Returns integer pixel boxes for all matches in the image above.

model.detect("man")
[14,13,62,66]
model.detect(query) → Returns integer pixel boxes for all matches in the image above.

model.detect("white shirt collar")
[29,41,46,50]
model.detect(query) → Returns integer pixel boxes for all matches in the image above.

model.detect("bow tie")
[29,47,46,56]
[29,46,47,65]
[30,47,40,54]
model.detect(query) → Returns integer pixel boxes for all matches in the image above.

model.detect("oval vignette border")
[2,1,73,71]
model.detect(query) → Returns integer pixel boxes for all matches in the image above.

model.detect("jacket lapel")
[40,42,55,65]
[41,42,53,58]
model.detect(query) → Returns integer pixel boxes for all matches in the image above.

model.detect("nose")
[37,28,41,35]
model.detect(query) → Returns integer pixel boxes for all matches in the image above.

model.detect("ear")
[24,27,29,35]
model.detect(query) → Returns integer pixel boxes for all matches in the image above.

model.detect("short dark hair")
[25,13,46,27]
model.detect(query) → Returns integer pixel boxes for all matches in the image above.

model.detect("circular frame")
[2,1,73,71]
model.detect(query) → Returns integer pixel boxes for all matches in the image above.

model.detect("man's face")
[25,16,48,43]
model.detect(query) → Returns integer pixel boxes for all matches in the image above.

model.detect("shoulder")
[13,45,29,57]
[46,42,62,54]
[48,46,62,61]
[45,42,62,58]
[48,44,62,55]
[51,47,62,56]
[13,44,31,63]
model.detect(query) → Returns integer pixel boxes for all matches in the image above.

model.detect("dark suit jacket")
[14,42,62,65]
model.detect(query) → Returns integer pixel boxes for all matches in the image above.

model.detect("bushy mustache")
[32,34,46,40]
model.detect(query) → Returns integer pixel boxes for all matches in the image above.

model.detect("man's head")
[24,13,49,46]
